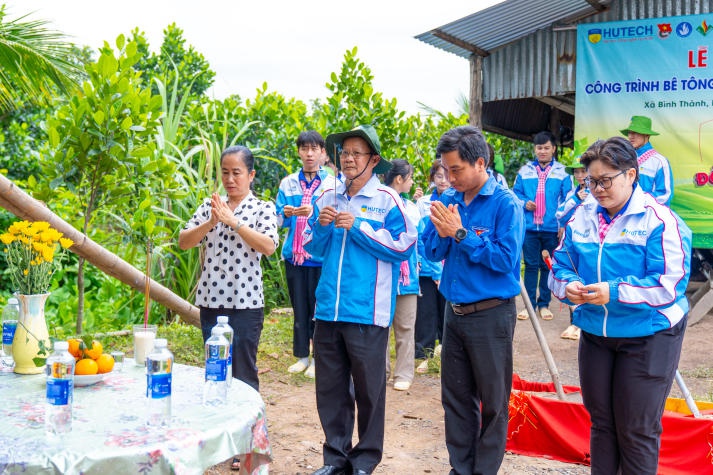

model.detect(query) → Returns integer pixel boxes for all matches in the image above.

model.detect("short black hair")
[436,126,489,167]
[580,136,639,182]
[296,131,325,148]
[533,131,556,146]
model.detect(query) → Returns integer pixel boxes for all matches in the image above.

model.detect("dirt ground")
[208,295,713,474]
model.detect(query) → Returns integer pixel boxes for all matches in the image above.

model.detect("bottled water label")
[47,379,73,405]
[206,357,227,382]
[147,373,172,399]
[2,320,17,345]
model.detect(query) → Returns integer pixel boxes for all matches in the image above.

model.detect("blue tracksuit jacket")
[549,185,691,338]
[304,175,417,327]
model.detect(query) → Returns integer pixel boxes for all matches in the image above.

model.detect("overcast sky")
[8,0,501,115]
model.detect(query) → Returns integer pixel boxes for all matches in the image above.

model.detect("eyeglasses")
[339,150,372,160]
[584,170,627,190]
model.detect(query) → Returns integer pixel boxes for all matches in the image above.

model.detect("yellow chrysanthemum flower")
[32,221,51,232]
[0,233,14,245]
[42,247,54,262]
[8,221,29,235]
[23,269,29,276]
[44,228,62,243]
[59,238,74,249]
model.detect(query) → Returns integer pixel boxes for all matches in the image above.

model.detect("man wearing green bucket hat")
[620,115,674,206]
[303,125,417,475]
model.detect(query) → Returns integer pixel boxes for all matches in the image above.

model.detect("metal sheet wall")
[482,0,713,102]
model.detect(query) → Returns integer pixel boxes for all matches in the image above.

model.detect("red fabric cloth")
[507,375,713,474]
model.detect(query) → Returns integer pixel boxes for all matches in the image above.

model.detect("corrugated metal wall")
[483,0,713,101]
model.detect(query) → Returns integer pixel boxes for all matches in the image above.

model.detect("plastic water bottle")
[214,316,234,387]
[203,327,229,406]
[146,338,173,427]
[1,297,19,371]
[45,341,75,435]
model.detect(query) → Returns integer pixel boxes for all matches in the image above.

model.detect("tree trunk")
[0,173,200,327]
[76,256,85,334]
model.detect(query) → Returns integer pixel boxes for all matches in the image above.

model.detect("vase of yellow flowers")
[1,220,73,374]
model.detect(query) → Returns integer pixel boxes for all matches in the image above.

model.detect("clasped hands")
[318,206,355,230]
[565,281,610,305]
[283,204,313,218]
[210,193,238,228]
[429,201,462,239]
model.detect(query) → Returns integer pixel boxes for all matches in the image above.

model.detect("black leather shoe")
[311,466,346,475]
[352,470,370,475]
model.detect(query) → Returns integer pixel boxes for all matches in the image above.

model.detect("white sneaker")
[416,360,429,374]
[287,359,309,374]
[393,381,411,391]
[434,344,442,357]
[304,361,315,378]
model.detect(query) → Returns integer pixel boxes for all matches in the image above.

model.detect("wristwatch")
[233,219,244,232]
[454,227,467,243]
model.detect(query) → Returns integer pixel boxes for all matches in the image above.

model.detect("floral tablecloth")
[0,359,271,474]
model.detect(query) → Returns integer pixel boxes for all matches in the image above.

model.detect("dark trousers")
[579,318,686,475]
[200,307,264,392]
[415,276,446,359]
[441,298,516,475]
[522,230,559,309]
[314,320,388,473]
[285,261,321,358]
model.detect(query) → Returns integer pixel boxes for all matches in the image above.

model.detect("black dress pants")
[313,320,388,473]
[441,298,516,475]
[200,307,264,392]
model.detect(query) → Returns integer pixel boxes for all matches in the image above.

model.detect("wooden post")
[469,54,483,129]
[0,173,200,327]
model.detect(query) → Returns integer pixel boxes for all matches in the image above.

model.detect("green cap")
[325,125,392,175]
[565,162,585,175]
[619,115,659,136]
[493,154,505,175]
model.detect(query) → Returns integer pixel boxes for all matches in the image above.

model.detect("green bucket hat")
[619,115,659,136]
[565,162,585,175]
[325,125,392,175]
[565,139,587,174]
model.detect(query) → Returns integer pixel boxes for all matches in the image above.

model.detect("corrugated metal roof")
[418,0,712,143]
[415,0,611,58]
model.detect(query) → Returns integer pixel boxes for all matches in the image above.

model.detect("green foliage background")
[0,23,535,335]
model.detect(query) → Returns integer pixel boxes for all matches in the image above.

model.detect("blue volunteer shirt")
[422,176,525,304]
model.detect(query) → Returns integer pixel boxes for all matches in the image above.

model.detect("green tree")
[35,35,178,333]
[0,5,83,111]
[132,24,215,104]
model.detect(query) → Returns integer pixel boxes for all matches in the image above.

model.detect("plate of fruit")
[67,337,115,386]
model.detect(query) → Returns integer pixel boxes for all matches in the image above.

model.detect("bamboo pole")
[0,173,200,327]
[520,279,566,401]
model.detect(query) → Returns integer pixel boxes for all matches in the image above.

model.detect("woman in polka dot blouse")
[179,145,279,392]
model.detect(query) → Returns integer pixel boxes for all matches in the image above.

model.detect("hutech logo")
[588,28,602,43]
[360,205,386,214]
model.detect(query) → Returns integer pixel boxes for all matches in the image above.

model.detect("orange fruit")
[96,353,115,374]
[84,340,103,360]
[75,358,99,375]
[67,339,82,358]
